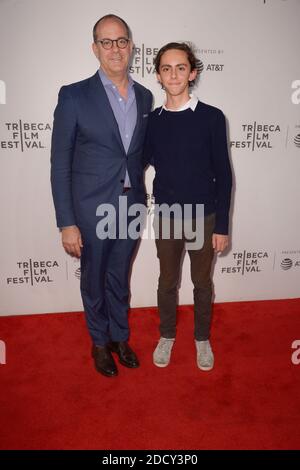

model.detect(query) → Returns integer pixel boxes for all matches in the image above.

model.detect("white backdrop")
[1,0,300,315]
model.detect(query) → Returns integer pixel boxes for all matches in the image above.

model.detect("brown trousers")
[155,213,215,341]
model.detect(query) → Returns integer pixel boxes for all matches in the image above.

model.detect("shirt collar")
[98,68,134,89]
[159,94,198,115]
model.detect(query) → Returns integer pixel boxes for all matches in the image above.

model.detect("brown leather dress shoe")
[108,341,140,368]
[92,345,118,377]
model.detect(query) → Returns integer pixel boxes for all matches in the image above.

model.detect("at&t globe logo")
[280,258,293,270]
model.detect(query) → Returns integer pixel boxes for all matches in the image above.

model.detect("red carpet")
[0,299,300,450]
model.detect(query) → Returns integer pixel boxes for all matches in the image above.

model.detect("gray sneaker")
[195,340,214,371]
[153,337,175,367]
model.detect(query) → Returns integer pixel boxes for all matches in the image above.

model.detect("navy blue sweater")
[145,101,232,234]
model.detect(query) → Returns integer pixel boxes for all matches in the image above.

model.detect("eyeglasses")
[96,37,130,50]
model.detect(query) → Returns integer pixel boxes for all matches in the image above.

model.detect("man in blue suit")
[51,14,152,377]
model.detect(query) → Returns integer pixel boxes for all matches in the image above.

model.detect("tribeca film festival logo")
[231,122,281,151]
[221,250,269,275]
[1,121,51,151]
[278,250,300,271]
[6,259,59,286]
[129,45,158,77]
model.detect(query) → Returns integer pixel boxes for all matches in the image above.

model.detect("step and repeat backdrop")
[0,0,299,315]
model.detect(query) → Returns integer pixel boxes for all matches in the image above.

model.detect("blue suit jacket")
[51,71,152,230]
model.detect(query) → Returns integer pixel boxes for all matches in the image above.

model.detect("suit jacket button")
[120,179,124,183]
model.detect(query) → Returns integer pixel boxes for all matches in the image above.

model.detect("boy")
[146,42,232,371]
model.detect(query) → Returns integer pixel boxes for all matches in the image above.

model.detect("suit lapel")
[128,83,143,155]
[89,72,144,155]
[89,72,124,152]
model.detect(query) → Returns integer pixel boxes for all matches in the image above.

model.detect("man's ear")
[189,68,197,82]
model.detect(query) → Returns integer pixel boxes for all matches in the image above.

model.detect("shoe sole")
[119,359,140,368]
[197,364,214,371]
[94,365,118,377]
[153,360,170,368]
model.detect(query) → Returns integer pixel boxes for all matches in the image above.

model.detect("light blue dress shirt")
[99,68,137,187]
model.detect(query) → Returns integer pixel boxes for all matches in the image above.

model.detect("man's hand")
[61,225,83,258]
[212,233,229,254]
